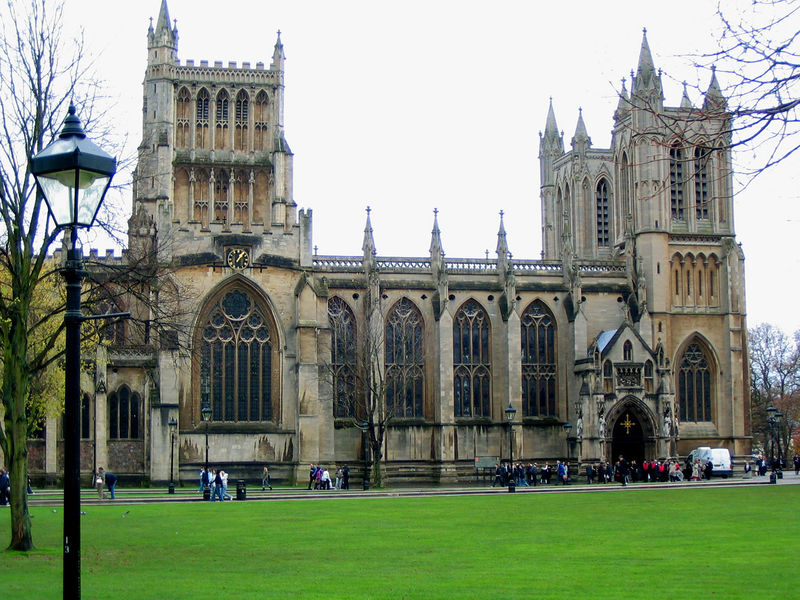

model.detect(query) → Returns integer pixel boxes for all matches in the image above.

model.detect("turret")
[570,108,591,155]
[703,66,726,112]
[147,0,178,66]
[631,29,663,114]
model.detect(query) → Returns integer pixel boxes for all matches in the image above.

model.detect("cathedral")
[26,1,751,486]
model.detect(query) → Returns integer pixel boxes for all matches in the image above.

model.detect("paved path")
[23,470,798,508]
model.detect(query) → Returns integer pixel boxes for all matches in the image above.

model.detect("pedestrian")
[199,467,208,492]
[342,464,350,490]
[104,470,118,499]
[27,476,34,495]
[491,463,503,487]
[793,455,799,475]
[262,466,273,491]
[557,460,567,485]
[95,467,106,499]
[335,466,344,490]
[308,464,316,490]
[220,470,232,500]
[211,469,224,501]
[617,456,628,486]
[586,463,594,484]
[0,468,10,506]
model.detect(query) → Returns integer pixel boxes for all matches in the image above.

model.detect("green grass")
[1,485,797,599]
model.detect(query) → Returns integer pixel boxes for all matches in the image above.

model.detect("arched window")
[81,393,92,439]
[644,360,654,393]
[619,152,630,216]
[193,168,210,227]
[623,340,633,361]
[215,90,229,150]
[232,169,249,227]
[195,88,210,149]
[198,288,277,422]
[385,298,424,418]
[670,143,685,220]
[254,91,269,151]
[453,300,491,418]
[678,342,712,422]
[176,87,191,148]
[213,170,229,223]
[109,385,141,439]
[235,90,249,152]
[596,178,610,247]
[521,301,556,416]
[328,297,357,418]
[694,146,710,220]
[603,360,613,393]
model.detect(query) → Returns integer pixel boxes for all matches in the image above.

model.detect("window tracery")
[670,143,685,220]
[254,91,269,152]
[328,297,357,418]
[109,385,141,439]
[521,301,556,416]
[196,88,210,149]
[385,298,424,418]
[596,178,610,247]
[176,87,191,148]
[198,288,276,422]
[215,90,229,150]
[235,90,249,152]
[453,300,491,418]
[678,342,712,422]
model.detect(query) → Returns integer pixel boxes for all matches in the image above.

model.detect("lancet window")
[109,385,141,439]
[198,288,276,422]
[596,178,610,247]
[254,91,269,152]
[328,297,357,418]
[694,147,710,221]
[196,89,210,149]
[215,90,229,150]
[235,90,249,152]
[385,298,424,418]
[176,87,191,148]
[670,143,685,220]
[678,342,712,422]
[453,300,491,418]
[521,301,556,417]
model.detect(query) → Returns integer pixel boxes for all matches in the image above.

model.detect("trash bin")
[168,482,175,495]
[769,472,777,484]
[203,485,211,500]
[508,479,516,493]
[236,479,246,500]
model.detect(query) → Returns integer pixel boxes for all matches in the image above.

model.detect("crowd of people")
[307,464,350,490]
[198,467,234,501]
[489,456,709,487]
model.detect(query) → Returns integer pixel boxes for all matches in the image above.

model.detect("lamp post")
[360,421,370,491]
[201,402,212,500]
[766,405,783,482]
[31,104,116,600]
[563,422,573,463]
[168,417,177,494]
[505,403,516,492]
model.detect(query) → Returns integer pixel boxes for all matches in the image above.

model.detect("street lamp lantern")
[31,104,116,231]
[168,417,178,494]
[505,403,517,423]
[31,104,115,600]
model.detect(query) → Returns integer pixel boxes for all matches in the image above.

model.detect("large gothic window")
[109,385,141,439]
[254,91,269,152]
[670,143,685,221]
[328,297,357,418]
[694,146,711,221]
[215,90,230,150]
[385,298,424,418]
[678,342,712,422]
[453,300,491,418]
[195,88,210,149]
[521,301,556,417]
[235,90,249,152]
[199,288,277,422]
[176,87,191,148]
[596,178,610,247]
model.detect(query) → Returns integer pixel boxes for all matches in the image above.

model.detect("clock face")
[226,248,250,270]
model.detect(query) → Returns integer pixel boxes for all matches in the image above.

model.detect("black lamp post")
[766,405,783,482]
[360,421,370,491]
[505,403,516,492]
[168,417,177,494]
[201,402,212,500]
[31,104,116,600]
[563,422,573,462]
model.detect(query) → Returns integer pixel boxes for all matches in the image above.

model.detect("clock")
[226,247,250,270]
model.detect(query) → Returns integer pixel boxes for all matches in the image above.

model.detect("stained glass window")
[521,301,556,416]
[678,343,712,422]
[328,297,357,418]
[385,298,424,418]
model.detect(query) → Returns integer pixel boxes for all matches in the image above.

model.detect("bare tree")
[748,323,800,457]
[326,296,425,488]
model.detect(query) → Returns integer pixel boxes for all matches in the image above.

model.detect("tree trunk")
[371,438,384,488]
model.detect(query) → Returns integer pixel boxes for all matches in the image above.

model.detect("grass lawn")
[1,485,796,599]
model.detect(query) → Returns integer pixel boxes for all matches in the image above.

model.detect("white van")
[686,447,733,477]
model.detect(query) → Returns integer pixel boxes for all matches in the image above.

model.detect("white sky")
[62,0,800,333]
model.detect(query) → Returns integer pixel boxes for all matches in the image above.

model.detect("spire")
[680,81,693,109]
[540,97,564,156]
[703,66,726,111]
[632,28,661,98]
[148,0,177,60]
[571,108,591,152]
[271,30,286,70]
[362,206,376,270]
[429,208,444,259]
[496,210,509,270]
[614,77,630,121]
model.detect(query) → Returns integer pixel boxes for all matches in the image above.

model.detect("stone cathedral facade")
[25,3,751,485]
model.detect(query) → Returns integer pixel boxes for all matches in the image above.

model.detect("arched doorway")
[611,411,645,465]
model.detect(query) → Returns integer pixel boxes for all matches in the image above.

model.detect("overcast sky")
[60,0,800,333]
